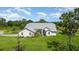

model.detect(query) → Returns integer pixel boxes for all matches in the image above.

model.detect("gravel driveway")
[1,34,18,36]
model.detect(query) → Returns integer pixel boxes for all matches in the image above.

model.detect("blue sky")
[0,7,75,22]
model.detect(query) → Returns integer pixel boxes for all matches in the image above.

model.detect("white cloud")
[54,7,75,13]
[0,13,24,21]
[14,7,31,15]
[0,13,8,17]
[6,9,12,13]
[8,13,24,20]
[49,13,61,18]
[50,7,75,18]
[27,8,32,11]
[0,10,25,21]
[63,7,75,12]
[49,7,75,19]
[0,8,28,21]
[37,12,47,17]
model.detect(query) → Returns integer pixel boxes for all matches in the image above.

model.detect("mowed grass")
[0,33,79,51]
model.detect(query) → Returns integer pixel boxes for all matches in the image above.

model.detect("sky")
[0,7,75,22]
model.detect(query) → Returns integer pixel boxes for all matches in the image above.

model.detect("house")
[19,23,57,37]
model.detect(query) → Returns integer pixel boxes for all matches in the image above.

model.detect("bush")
[34,29,42,37]
[47,40,79,51]
[47,40,67,51]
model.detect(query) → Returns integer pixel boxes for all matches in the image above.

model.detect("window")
[48,31,50,34]
[51,31,56,33]
[21,32,23,35]
[29,32,31,35]
[43,30,46,36]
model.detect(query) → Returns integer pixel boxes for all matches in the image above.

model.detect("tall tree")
[27,20,33,23]
[60,10,79,50]
[0,18,6,26]
[37,19,47,23]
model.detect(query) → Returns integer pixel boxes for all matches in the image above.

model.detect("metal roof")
[24,23,57,32]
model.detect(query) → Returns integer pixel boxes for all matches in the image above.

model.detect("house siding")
[19,29,34,37]
[44,28,56,36]
[19,23,57,37]
[46,31,56,36]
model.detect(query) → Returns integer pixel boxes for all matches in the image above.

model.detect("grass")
[0,26,21,34]
[0,33,79,51]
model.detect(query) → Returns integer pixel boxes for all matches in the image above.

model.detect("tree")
[7,21,15,27]
[27,20,33,23]
[7,19,27,29]
[60,10,79,50]
[47,40,67,51]
[53,22,63,30]
[34,29,42,37]
[15,37,24,51]
[0,18,6,26]
[37,19,47,23]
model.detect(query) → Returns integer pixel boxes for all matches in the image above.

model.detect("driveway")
[2,34,18,36]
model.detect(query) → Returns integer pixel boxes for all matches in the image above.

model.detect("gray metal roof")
[24,23,57,32]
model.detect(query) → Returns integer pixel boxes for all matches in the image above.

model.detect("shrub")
[47,41,67,51]
[34,29,42,37]
[47,40,79,51]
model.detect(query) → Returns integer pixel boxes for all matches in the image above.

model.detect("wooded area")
[0,18,49,34]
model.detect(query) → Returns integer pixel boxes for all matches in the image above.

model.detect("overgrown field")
[0,33,79,51]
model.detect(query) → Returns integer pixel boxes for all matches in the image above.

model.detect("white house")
[19,23,57,37]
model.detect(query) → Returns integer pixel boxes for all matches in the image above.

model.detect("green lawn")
[0,36,51,51]
[0,33,79,51]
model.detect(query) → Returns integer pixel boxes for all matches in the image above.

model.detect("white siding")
[44,28,56,36]
[46,31,56,36]
[19,29,34,37]
[19,26,57,37]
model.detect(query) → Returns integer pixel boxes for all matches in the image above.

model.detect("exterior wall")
[19,29,34,37]
[46,31,56,36]
[44,28,56,36]
[19,27,57,37]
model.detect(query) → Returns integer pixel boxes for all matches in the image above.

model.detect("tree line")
[0,18,49,30]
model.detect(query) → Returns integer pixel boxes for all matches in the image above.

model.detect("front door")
[43,30,46,36]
